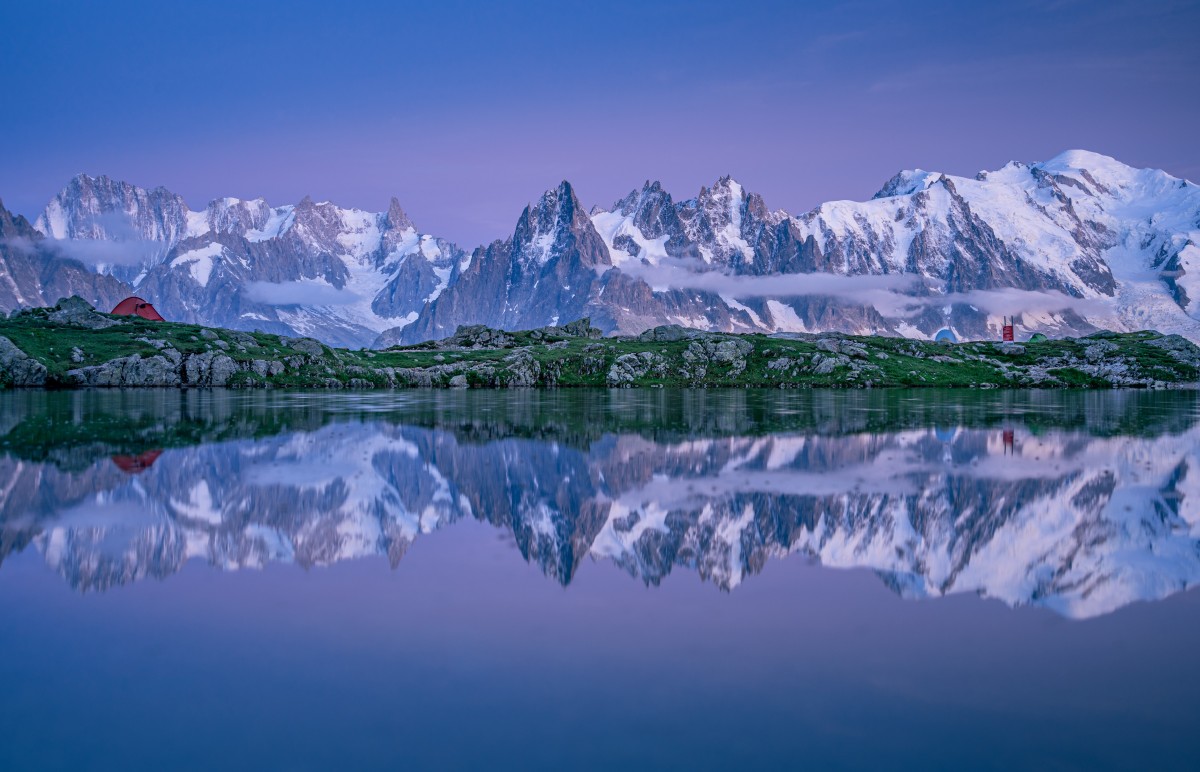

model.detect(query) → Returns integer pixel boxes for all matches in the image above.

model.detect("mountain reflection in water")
[2,388,1198,618]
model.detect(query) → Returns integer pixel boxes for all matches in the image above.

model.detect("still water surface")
[1,389,1198,770]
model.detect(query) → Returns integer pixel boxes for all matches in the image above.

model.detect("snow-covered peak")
[35,173,190,247]
[873,169,938,199]
[513,180,592,266]
[203,196,272,237]
[1039,148,1130,180]
[675,176,768,264]
[609,180,671,217]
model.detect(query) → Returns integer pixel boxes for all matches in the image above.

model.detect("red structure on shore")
[111,450,163,474]
[111,296,165,321]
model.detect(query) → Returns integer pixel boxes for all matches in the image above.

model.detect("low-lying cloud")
[930,287,1109,316]
[619,259,1108,318]
[620,258,923,313]
[244,279,360,306]
[2,234,158,267]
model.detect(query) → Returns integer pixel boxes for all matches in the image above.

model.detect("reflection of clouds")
[4,421,1200,618]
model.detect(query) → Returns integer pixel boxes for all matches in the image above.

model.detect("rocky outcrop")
[45,295,119,329]
[0,335,47,386]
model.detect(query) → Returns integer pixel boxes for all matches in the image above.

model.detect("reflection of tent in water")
[1028,332,1048,342]
[111,296,165,321]
[111,450,163,474]
[934,328,958,342]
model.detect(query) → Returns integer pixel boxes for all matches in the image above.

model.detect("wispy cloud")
[619,258,922,313]
[2,234,156,267]
[243,279,359,306]
[619,259,1106,318]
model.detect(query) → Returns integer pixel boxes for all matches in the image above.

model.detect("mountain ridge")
[4,150,1198,347]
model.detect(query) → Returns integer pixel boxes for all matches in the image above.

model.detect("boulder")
[47,296,118,329]
[639,324,695,342]
[0,336,48,386]
[504,350,541,386]
[280,337,325,357]
[68,354,181,386]
[606,351,665,386]
[443,325,515,349]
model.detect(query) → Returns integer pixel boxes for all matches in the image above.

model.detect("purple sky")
[2,0,1196,247]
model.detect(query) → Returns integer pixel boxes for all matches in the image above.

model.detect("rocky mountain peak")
[613,181,682,243]
[611,180,668,215]
[33,174,193,280]
[385,196,414,232]
[0,199,36,239]
[513,180,594,266]
[873,169,935,199]
[204,197,272,236]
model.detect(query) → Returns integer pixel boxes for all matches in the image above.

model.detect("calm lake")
[1,388,1199,770]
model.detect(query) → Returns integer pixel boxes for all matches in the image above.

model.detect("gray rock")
[442,325,515,349]
[68,354,180,387]
[70,347,85,363]
[607,351,665,386]
[639,325,694,342]
[448,374,469,388]
[812,354,839,375]
[0,336,48,386]
[767,357,794,371]
[47,296,118,329]
[209,355,238,386]
[504,350,541,386]
[281,337,325,357]
[229,332,258,349]
[1083,340,1117,361]
[184,351,214,384]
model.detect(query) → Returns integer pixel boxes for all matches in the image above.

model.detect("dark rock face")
[394,182,612,345]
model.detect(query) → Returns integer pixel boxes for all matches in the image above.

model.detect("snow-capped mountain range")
[2,149,1198,346]
[3,412,1198,619]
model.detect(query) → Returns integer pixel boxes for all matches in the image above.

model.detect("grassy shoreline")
[2,298,1198,390]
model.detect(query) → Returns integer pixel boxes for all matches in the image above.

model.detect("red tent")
[111,296,165,321]
[111,450,163,474]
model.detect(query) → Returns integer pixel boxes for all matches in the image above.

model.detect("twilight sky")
[2,0,1196,247]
